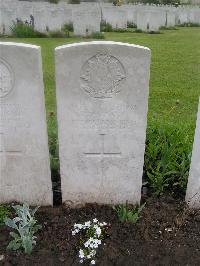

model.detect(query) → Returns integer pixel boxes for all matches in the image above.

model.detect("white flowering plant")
[72,218,108,265]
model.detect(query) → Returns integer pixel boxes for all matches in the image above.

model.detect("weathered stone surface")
[72,7,101,36]
[55,41,151,206]
[0,42,52,206]
[102,6,127,29]
[186,100,200,208]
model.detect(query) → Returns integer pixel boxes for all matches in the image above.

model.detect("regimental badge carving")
[80,54,126,98]
[0,59,13,98]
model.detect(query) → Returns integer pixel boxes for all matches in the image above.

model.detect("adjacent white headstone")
[0,42,52,206]
[166,10,176,27]
[186,100,200,208]
[102,7,127,29]
[55,41,151,206]
[73,7,101,36]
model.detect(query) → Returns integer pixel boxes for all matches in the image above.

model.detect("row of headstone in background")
[0,41,200,208]
[0,0,200,35]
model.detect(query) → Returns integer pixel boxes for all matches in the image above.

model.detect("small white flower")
[93,218,98,223]
[80,259,83,263]
[79,249,85,259]
[91,260,96,265]
[84,221,91,227]
[90,250,96,256]
[84,240,89,248]
[74,223,83,229]
[96,227,101,237]
[103,222,107,226]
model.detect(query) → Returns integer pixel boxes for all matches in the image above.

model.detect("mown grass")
[1,27,200,195]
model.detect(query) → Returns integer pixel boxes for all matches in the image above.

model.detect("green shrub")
[114,203,146,223]
[144,123,192,197]
[127,21,137,28]
[179,22,200,27]
[69,0,80,3]
[160,26,178,30]
[48,0,59,3]
[10,22,35,37]
[0,205,11,225]
[62,23,74,32]
[148,30,161,34]
[135,28,143,33]
[10,22,46,38]
[90,32,105,39]
[100,22,113,32]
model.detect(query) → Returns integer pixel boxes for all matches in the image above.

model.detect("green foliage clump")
[127,21,137,28]
[90,32,105,39]
[144,124,191,197]
[135,28,143,33]
[48,0,59,3]
[10,22,46,38]
[114,203,146,223]
[101,22,113,32]
[62,23,74,33]
[69,0,80,4]
[160,26,178,30]
[4,204,41,255]
[0,205,11,225]
[179,22,200,27]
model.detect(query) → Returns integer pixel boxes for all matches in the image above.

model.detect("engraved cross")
[84,134,121,158]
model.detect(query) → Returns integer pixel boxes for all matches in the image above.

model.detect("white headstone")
[0,42,52,206]
[137,9,165,32]
[72,7,101,36]
[102,7,127,29]
[186,100,200,208]
[55,41,151,206]
[166,10,176,27]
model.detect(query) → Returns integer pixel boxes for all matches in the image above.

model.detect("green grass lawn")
[2,27,200,145]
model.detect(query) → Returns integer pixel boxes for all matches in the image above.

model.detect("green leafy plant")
[0,205,11,225]
[10,21,46,38]
[127,21,137,28]
[100,22,113,32]
[135,28,143,33]
[179,22,200,27]
[48,0,59,3]
[69,0,80,3]
[62,23,74,33]
[144,123,191,197]
[4,204,41,255]
[114,203,146,223]
[90,32,105,39]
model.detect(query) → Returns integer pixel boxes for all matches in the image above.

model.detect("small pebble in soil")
[0,255,5,261]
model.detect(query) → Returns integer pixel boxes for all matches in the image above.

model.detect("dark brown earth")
[1,197,200,266]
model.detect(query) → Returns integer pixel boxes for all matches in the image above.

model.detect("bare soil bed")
[1,197,200,266]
